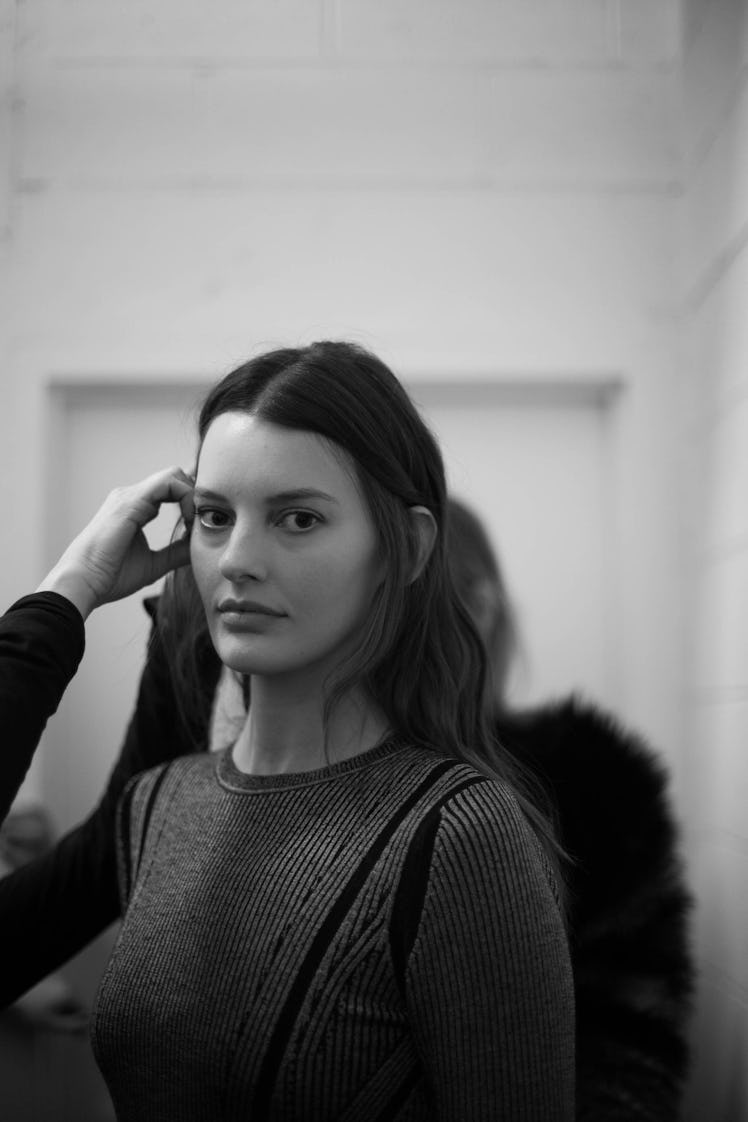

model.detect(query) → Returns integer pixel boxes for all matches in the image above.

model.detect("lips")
[218,599,285,617]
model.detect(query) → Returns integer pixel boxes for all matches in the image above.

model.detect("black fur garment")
[495,696,694,1122]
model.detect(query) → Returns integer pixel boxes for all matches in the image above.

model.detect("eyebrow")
[193,486,339,505]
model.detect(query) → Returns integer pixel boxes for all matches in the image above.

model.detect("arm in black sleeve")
[0,593,86,824]
[0,600,222,1007]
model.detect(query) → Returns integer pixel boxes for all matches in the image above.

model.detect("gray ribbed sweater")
[91,738,574,1121]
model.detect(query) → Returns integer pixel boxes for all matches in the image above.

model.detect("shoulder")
[393,742,551,870]
[120,752,215,831]
[435,772,533,850]
[116,753,216,904]
[390,770,566,985]
[398,757,557,905]
[394,746,534,851]
[438,778,563,909]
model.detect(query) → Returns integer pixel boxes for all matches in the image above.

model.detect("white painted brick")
[0,0,14,236]
[616,0,681,64]
[693,700,748,842]
[684,973,748,1122]
[20,67,487,184]
[676,415,712,584]
[694,843,748,990]
[0,115,11,237]
[678,323,717,437]
[485,70,678,185]
[18,0,323,63]
[726,1022,748,1122]
[19,64,680,191]
[682,0,748,170]
[683,76,748,288]
[681,0,712,43]
[692,548,748,692]
[702,395,748,550]
[338,0,610,63]
[714,256,748,400]
[687,252,748,406]
[10,190,674,370]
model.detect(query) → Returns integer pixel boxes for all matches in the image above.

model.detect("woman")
[446,497,694,1122]
[90,342,574,1120]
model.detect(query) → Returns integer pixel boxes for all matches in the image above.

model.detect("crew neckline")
[215,734,409,793]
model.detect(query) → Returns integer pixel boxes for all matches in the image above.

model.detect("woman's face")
[190,412,383,682]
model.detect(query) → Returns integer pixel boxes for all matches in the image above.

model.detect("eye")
[196,507,232,530]
[276,510,322,532]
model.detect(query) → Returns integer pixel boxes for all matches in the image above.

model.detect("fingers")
[120,465,195,528]
[179,487,195,528]
[136,465,194,506]
[148,536,191,583]
[38,467,196,616]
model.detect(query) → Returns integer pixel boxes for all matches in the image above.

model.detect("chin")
[217,645,267,676]
[217,640,345,682]
[215,637,293,677]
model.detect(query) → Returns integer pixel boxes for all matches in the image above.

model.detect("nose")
[218,521,268,583]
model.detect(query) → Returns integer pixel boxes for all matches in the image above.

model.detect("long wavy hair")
[159,340,564,880]
[445,497,518,704]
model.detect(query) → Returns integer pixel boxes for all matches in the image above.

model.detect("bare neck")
[231,674,390,776]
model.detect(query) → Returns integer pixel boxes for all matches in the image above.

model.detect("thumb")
[148,538,191,582]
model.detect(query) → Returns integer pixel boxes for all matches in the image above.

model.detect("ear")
[407,505,438,584]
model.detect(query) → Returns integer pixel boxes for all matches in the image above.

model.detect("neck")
[231,674,390,776]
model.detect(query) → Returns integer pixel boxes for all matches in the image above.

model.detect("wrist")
[35,567,98,621]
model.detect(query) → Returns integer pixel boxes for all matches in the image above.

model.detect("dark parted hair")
[159,340,564,877]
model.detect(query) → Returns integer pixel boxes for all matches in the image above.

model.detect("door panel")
[42,377,618,828]
[414,381,616,708]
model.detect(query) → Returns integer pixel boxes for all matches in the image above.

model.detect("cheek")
[189,537,215,600]
[302,544,381,612]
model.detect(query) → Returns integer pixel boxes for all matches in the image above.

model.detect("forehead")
[197,412,360,500]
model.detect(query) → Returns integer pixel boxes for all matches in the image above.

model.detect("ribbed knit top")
[91,738,574,1121]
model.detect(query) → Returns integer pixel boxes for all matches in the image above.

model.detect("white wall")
[680,1,748,1118]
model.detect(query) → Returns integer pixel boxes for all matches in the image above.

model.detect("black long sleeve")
[0,602,221,1008]
[0,592,86,825]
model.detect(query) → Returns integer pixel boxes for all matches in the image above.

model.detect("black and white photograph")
[0,2,744,1120]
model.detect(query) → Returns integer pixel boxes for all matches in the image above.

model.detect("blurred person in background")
[446,496,694,1122]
